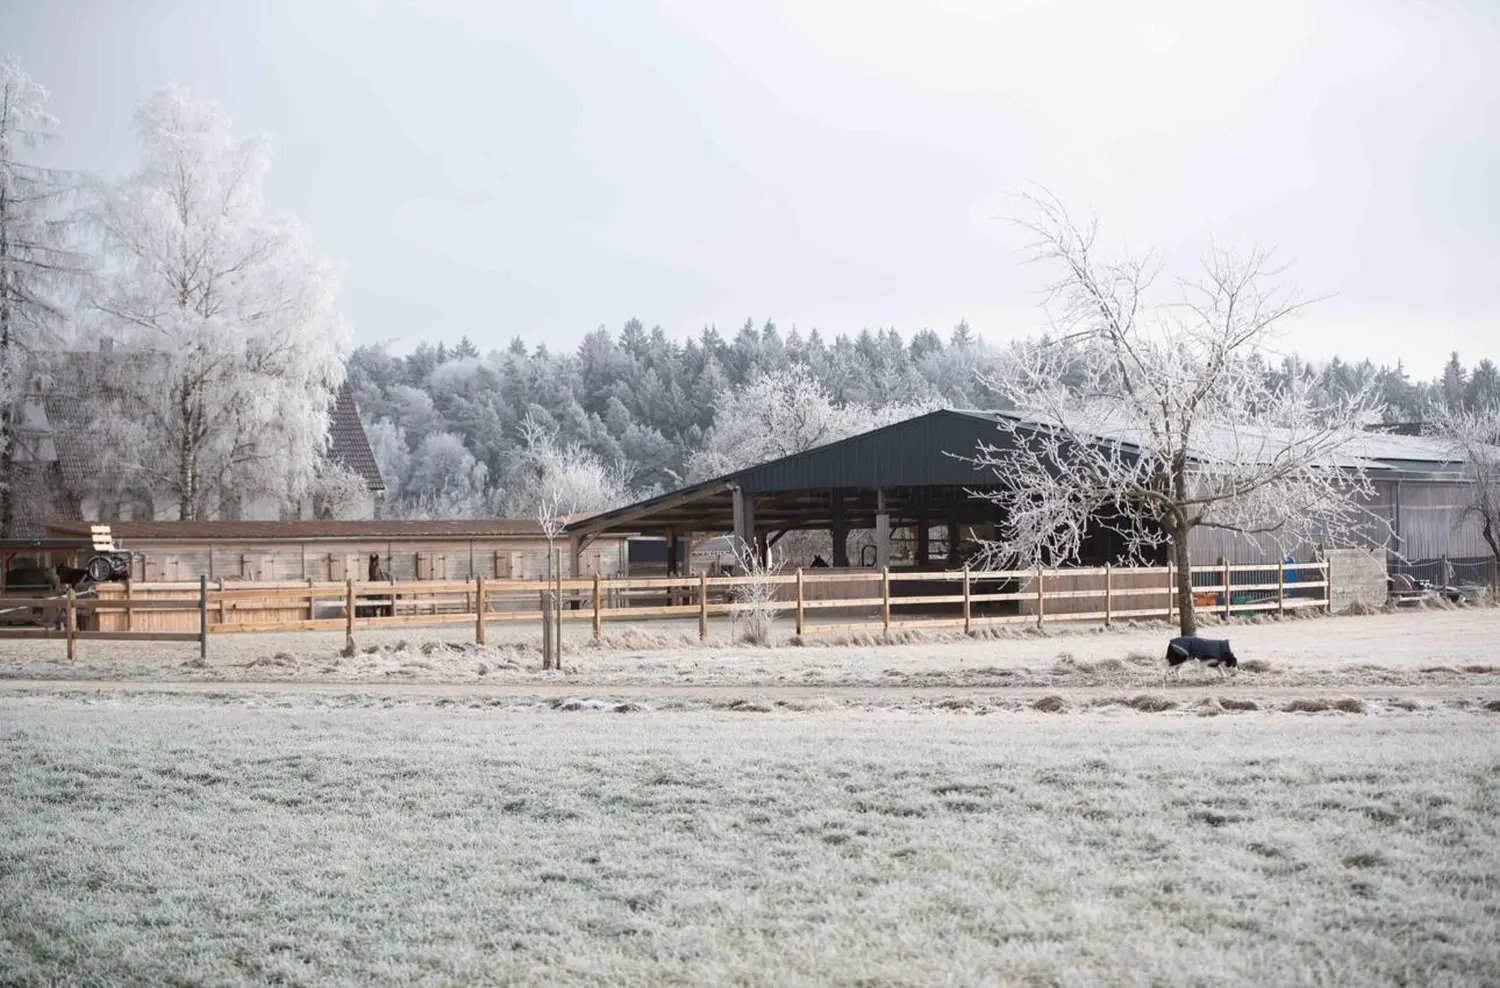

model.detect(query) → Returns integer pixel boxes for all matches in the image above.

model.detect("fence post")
[881,565,891,636]
[1035,567,1046,628]
[345,577,355,645]
[1166,561,1175,624]
[541,590,553,669]
[124,579,133,632]
[217,577,226,626]
[1277,559,1286,616]
[554,550,563,664]
[962,565,972,634]
[795,567,805,637]
[593,573,602,642]
[698,572,708,640]
[1104,563,1112,628]
[1222,560,1232,621]
[475,576,486,646]
[65,587,76,662]
[199,575,209,662]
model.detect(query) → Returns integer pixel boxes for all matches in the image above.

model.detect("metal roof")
[567,407,1477,539]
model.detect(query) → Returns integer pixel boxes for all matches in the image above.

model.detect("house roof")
[46,519,548,542]
[328,383,386,492]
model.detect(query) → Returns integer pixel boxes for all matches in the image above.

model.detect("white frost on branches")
[0,55,84,533]
[507,413,636,532]
[687,366,940,482]
[972,194,1385,634]
[1432,404,1500,575]
[86,86,349,520]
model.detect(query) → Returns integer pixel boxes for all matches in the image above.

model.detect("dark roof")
[39,395,93,492]
[328,383,386,492]
[46,519,546,542]
[567,407,1480,539]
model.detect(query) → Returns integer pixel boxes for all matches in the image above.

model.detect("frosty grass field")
[2,608,1498,986]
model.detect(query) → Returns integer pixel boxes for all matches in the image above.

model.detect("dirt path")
[3,677,1494,702]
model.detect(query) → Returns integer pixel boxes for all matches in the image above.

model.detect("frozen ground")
[2,608,1497,702]
[1,696,1497,987]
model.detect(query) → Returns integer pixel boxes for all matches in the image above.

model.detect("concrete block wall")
[1323,548,1387,611]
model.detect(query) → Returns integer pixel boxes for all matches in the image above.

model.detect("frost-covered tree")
[307,460,369,521]
[0,55,83,534]
[503,413,636,522]
[403,431,490,518]
[86,86,349,519]
[686,366,939,481]
[971,195,1384,635]
[1432,403,1500,584]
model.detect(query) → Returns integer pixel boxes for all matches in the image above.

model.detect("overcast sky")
[6,0,1498,376]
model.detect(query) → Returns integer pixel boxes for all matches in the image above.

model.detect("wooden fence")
[0,561,1329,661]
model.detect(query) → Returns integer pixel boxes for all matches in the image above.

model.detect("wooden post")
[65,588,76,662]
[962,565,972,634]
[795,568,805,636]
[307,577,315,621]
[1104,563,1112,628]
[554,549,563,664]
[217,577,226,626]
[697,572,708,640]
[198,574,208,662]
[541,590,553,669]
[1167,561,1175,624]
[345,577,355,646]
[1277,559,1286,616]
[1222,560,1232,621]
[881,565,891,635]
[1035,567,1045,628]
[475,576,486,646]
[593,573,603,642]
[125,579,134,632]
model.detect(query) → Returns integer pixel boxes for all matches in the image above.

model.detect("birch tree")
[0,55,83,534]
[504,413,635,521]
[88,86,349,519]
[972,195,1383,635]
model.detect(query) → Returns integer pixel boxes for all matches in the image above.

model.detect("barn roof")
[328,383,386,492]
[566,407,1477,539]
[46,519,547,542]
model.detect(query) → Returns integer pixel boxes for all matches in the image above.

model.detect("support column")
[875,488,891,570]
[665,529,678,577]
[831,489,849,568]
[946,513,962,566]
[915,513,930,567]
[732,487,755,566]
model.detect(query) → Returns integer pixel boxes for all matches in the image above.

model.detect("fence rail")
[0,560,1330,662]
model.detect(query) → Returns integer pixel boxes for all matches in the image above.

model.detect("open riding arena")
[3,581,1498,986]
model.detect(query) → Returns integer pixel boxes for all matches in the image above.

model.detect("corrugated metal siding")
[1391,480,1488,560]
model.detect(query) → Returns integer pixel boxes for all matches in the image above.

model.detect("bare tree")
[1431,404,1500,590]
[971,194,1385,635]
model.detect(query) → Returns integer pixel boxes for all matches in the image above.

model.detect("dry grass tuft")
[1121,694,1177,713]
[1462,664,1497,674]
[1339,600,1384,617]
[1484,699,1500,713]
[1219,698,1260,711]
[1125,650,1157,667]
[1282,698,1330,713]
[1032,695,1068,713]
[1238,658,1273,673]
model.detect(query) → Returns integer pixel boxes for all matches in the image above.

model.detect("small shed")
[44,520,627,584]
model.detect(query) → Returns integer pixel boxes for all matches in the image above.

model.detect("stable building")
[564,408,1487,579]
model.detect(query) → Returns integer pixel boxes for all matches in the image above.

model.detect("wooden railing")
[0,560,1330,660]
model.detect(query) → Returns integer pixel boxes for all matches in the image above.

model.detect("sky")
[4,0,1498,377]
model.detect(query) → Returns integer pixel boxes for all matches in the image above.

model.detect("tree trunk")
[1171,528,1197,637]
